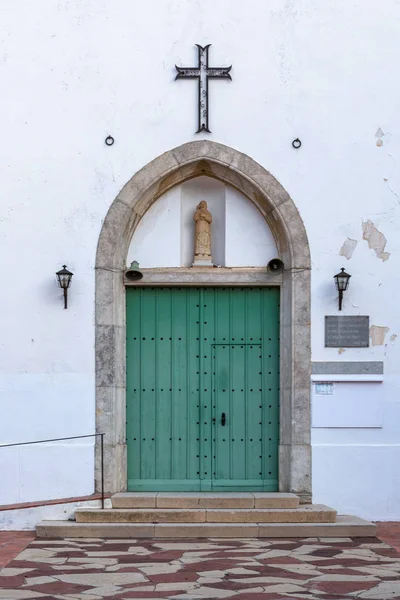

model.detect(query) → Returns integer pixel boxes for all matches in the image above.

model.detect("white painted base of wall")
[313,445,400,522]
[0,498,112,531]
[0,442,95,505]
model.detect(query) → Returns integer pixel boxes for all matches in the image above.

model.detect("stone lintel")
[124,267,282,286]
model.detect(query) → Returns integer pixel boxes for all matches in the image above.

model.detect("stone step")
[36,515,376,538]
[111,492,300,509]
[74,504,337,524]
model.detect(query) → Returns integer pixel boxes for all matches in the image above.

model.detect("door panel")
[126,286,280,492]
[212,344,263,490]
[126,288,201,490]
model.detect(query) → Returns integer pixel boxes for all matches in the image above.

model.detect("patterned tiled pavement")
[1,536,400,599]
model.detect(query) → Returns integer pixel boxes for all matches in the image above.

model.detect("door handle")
[221,412,226,426]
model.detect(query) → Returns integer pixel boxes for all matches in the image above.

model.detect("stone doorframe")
[95,140,312,502]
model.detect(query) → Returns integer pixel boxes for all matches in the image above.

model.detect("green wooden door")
[126,287,279,492]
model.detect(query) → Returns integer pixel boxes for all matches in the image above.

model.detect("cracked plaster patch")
[362,220,390,261]
[370,325,390,346]
[375,127,391,148]
[339,238,357,260]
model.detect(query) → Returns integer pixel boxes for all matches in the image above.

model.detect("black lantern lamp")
[334,267,351,311]
[56,265,73,309]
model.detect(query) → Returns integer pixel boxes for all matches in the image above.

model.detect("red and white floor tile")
[1,535,400,599]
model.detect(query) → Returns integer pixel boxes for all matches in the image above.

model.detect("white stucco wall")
[1,0,400,522]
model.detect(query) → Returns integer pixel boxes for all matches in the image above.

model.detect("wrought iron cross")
[175,44,232,133]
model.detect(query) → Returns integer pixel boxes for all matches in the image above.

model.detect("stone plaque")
[325,316,369,348]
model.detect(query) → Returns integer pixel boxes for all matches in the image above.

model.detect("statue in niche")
[193,200,213,266]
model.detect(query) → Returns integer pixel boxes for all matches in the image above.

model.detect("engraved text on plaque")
[325,316,370,348]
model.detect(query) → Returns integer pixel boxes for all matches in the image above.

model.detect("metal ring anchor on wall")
[105,136,115,146]
[292,138,302,149]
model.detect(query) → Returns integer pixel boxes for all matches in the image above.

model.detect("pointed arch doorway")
[95,141,312,502]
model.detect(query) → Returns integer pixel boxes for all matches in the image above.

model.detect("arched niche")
[127,176,278,268]
[95,140,312,501]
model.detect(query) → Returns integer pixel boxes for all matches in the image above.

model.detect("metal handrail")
[0,433,105,509]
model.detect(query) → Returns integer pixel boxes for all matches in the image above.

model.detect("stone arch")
[95,140,312,501]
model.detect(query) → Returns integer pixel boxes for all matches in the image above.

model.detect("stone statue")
[193,200,213,266]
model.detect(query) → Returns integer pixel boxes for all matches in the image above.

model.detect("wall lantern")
[334,267,351,311]
[56,265,73,309]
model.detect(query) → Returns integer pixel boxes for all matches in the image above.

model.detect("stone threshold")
[111,492,300,509]
[75,504,337,524]
[36,515,377,538]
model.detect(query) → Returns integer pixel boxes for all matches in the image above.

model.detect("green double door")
[126,287,280,492]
